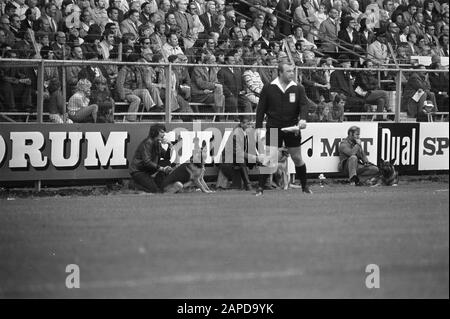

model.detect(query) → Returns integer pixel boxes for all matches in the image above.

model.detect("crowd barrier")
[0,122,448,183]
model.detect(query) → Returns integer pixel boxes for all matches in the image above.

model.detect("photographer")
[129,124,175,193]
[338,126,379,186]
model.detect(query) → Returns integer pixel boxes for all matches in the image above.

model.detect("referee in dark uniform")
[255,61,312,195]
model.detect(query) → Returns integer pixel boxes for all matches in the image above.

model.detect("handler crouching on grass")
[129,124,181,193]
[255,61,312,196]
[338,126,379,186]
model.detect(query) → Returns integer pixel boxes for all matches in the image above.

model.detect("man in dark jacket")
[255,61,312,195]
[129,124,177,193]
[217,50,252,121]
[330,55,366,120]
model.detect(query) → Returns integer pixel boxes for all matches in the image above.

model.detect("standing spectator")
[91,0,108,30]
[66,45,84,95]
[247,15,264,42]
[149,21,166,54]
[402,3,417,26]
[424,23,439,47]
[319,7,340,54]
[199,0,217,33]
[293,0,320,43]
[410,12,426,38]
[242,56,264,105]
[338,16,363,64]
[217,50,252,120]
[116,54,156,122]
[385,22,402,49]
[67,78,98,123]
[174,0,195,43]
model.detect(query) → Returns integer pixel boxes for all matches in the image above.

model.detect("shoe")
[349,176,363,186]
[164,181,183,193]
[302,186,313,194]
[255,187,263,196]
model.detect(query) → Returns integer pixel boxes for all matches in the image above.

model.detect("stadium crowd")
[0,0,448,123]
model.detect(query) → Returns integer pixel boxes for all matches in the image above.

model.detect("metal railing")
[0,58,448,124]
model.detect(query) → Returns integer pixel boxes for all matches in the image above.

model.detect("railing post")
[36,60,44,124]
[165,63,172,124]
[395,69,403,123]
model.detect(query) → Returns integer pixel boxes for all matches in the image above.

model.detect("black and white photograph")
[0,0,448,304]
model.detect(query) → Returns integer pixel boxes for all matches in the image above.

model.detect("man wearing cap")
[367,31,389,65]
[255,61,312,195]
[338,126,379,186]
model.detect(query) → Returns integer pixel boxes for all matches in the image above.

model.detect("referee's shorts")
[265,127,302,148]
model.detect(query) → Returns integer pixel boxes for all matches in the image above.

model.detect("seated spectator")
[338,126,379,186]
[247,15,264,42]
[120,9,141,39]
[354,60,391,120]
[242,56,264,105]
[190,51,225,118]
[367,32,389,66]
[90,77,115,123]
[437,34,449,56]
[293,0,320,43]
[401,64,438,121]
[301,51,330,103]
[314,100,334,122]
[46,78,72,124]
[259,54,278,85]
[67,79,98,123]
[161,31,184,61]
[319,7,339,54]
[52,31,71,60]
[428,56,449,112]
[330,55,366,120]
[217,50,252,121]
[116,54,156,122]
[330,94,345,122]
[129,124,175,193]
[149,21,166,54]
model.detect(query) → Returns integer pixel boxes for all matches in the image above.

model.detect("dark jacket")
[330,69,356,97]
[355,71,379,93]
[256,79,309,128]
[129,138,172,175]
[217,66,244,97]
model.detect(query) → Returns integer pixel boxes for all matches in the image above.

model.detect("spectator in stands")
[190,50,225,118]
[105,6,122,36]
[19,7,38,38]
[402,64,438,121]
[338,126,379,186]
[242,56,264,105]
[120,8,140,39]
[116,53,156,122]
[161,31,184,61]
[330,55,366,120]
[385,22,401,49]
[428,56,449,112]
[347,0,363,21]
[319,7,340,54]
[399,25,410,43]
[217,50,252,121]
[67,78,98,123]
[330,93,345,122]
[402,2,417,26]
[199,0,217,34]
[424,23,439,47]
[66,45,84,95]
[301,51,330,103]
[40,45,59,84]
[9,14,22,39]
[438,34,449,56]
[237,16,248,38]
[293,0,320,42]
[259,54,278,85]
[367,31,389,65]
[90,76,115,123]
[0,15,16,46]
[91,0,108,30]
[129,124,174,193]
[174,0,195,43]
[338,16,363,65]
[51,31,71,59]
[410,12,426,38]
[79,8,94,38]
[247,15,264,42]
[188,1,205,34]
[41,3,60,33]
[47,78,72,124]
[355,59,391,120]
[149,21,166,54]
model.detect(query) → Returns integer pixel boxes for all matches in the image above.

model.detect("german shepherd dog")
[162,140,214,193]
[272,148,291,190]
[370,158,399,186]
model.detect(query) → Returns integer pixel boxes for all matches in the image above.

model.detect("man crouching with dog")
[129,124,179,193]
[338,126,379,186]
[255,61,312,196]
